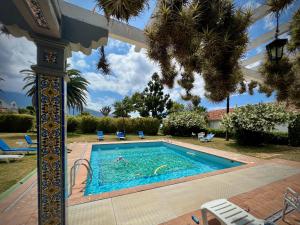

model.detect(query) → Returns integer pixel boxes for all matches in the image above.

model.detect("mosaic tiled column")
[33,37,68,225]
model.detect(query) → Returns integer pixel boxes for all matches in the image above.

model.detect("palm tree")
[100,106,111,117]
[21,66,89,112]
[66,68,90,112]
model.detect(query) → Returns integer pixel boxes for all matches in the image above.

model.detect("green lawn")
[172,136,300,161]
[0,132,299,194]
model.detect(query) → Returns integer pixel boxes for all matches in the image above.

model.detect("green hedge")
[67,116,80,132]
[97,117,117,133]
[133,118,161,135]
[265,131,288,145]
[206,128,288,146]
[68,116,160,135]
[235,129,265,146]
[79,116,98,133]
[289,115,300,147]
[0,114,34,132]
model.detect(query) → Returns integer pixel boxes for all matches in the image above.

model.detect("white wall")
[208,120,221,129]
[274,123,289,132]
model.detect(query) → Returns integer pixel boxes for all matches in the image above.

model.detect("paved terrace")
[0,140,300,225]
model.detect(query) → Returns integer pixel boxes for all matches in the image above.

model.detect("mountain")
[0,91,31,108]
[0,91,100,116]
[67,107,101,117]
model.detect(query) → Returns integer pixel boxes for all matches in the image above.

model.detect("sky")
[0,0,299,113]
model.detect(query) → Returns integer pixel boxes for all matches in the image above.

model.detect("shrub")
[79,116,98,133]
[75,116,161,135]
[207,128,234,138]
[133,117,160,135]
[114,118,133,133]
[0,114,34,132]
[235,129,265,146]
[222,103,291,145]
[162,111,207,136]
[97,117,117,133]
[67,116,79,132]
[289,115,300,147]
[265,131,288,145]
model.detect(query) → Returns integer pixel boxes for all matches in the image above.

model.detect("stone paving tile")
[112,189,176,225]
[161,173,300,225]
[68,199,116,225]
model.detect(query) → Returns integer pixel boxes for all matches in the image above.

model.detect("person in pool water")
[115,156,128,164]
[116,156,124,162]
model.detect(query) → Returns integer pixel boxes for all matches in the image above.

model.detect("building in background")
[207,108,234,129]
[207,107,288,132]
[0,99,18,113]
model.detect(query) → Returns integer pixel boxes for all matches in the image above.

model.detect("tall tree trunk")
[225,96,230,141]
[122,116,125,133]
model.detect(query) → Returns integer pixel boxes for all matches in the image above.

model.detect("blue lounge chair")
[97,131,104,141]
[24,135,37,146]
[200,133,215,142]
[138,131,145,139]
[0,139,37,154]
[116,131,126,140]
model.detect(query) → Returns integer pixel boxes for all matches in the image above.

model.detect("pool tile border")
[68,140,262,206]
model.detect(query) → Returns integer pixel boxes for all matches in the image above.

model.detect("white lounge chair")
[283,187,300,221]
[197,132,205,140]
[200,133,215,142]
[201,199,264,225]
[0,154,24,163]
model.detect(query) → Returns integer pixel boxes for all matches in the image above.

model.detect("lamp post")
[266,11,287,62]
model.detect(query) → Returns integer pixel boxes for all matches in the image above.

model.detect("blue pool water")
[85,142,243,195]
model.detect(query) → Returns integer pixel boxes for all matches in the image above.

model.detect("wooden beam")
[61,2,147,50]
[247,23,290,50]
[62,2,272,51]
[241,54,265,67]
[242,67,262,82]
[251,5,270,22]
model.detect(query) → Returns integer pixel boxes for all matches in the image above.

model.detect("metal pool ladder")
[69,159,93,197]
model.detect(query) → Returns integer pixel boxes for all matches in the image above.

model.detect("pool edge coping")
[68,139,262,206]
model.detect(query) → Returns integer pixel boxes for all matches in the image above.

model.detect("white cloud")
[85,92,116,111]
[67,51,91,70]
[264,14,276,31]
[242,0,261,10]
[0,35,36,93]
[0,35,206,108]
[74,51,86,59]
[107,38,131,49]
[85,46,159,96]
[256,46,263,54]
[76,59,90,69]
[191,74,205,97]
[245,60,262,70]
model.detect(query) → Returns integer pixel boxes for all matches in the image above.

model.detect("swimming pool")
[85,142,243,195]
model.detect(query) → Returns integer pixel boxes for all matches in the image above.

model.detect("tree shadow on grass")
[224,141,298,154]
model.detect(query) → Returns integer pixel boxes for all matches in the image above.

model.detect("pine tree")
[134,73,172,119]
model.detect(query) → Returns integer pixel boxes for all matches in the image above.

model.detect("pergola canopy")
[0,2,296,225]
[0,0,292,81]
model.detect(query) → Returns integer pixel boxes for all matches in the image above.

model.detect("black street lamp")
[266,11,288,62]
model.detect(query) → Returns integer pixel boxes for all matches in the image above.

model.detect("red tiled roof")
[208,108,234,121]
